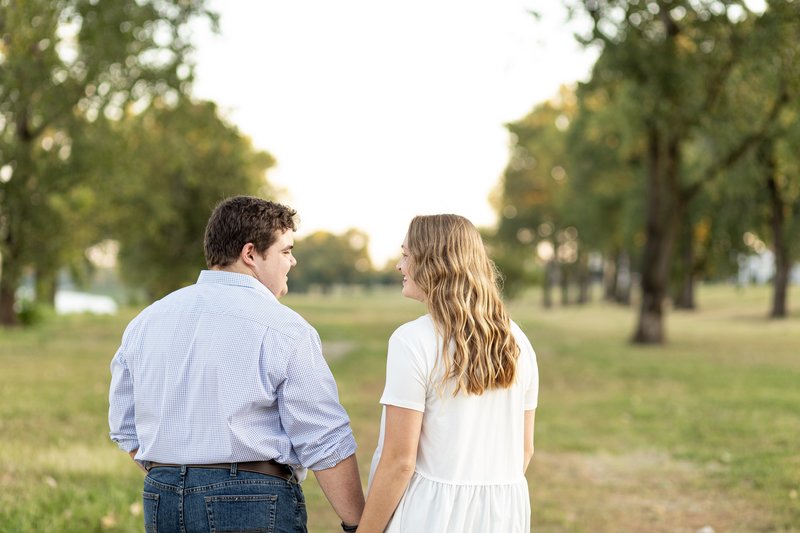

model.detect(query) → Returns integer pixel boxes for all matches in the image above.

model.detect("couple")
[108,196,539,533]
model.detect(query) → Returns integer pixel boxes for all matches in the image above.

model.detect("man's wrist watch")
[341,521,358,532]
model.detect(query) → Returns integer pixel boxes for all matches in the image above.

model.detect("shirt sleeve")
[108,348,140,453]
[277,327,357,471]
[516,328,540,410]
[379,327,428,413]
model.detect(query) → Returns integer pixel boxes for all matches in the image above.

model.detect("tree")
[27,113,121,306]
[753,124,800,318]
[563,0,792,342]
[290,229,372,293]
[687,1,800,316]
[495,89,577,305]
[740,4,800,318]
[110,98,274,300]
[566,69,645,305]
[0,0,214,324]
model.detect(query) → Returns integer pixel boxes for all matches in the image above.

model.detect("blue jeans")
[142,465,307,533]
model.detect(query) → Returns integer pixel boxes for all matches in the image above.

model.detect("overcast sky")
[191,1,597,266]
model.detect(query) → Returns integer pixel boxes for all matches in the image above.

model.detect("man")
[109,196,364,532]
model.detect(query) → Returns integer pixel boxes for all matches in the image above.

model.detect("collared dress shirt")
[109,270,356,481]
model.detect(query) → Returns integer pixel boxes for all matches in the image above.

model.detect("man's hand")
[129,449,147,473]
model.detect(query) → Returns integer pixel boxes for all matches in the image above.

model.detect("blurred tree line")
[0,1,394,326]
[6,1,797,342]
[492,0,800,344]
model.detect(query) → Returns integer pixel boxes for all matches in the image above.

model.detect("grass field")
[1,284,799,532]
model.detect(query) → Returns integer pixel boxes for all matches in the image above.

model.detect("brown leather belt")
[146,460,293,480]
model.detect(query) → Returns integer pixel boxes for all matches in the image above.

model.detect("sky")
[190,1,598,267]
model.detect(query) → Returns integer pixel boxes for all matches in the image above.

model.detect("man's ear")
[240,242,256,266]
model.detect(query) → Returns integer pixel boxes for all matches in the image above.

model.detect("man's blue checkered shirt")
[108,270,356,479]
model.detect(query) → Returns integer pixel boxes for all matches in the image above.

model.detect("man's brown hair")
[204,196,297,268]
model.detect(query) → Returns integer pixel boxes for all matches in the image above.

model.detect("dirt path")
[321,341,354,361]
[531,451,778,532]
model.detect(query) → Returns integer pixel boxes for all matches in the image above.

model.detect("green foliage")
[498,91,571,238]
[484,234,541,299]
[290,229,373,292]
[15,299,53,326]
[685,1,800,290]
[109,98,274,299]
[493,90,575,292]
[0,0,215,323]
[567,75,644,256]
[492,2,800,337]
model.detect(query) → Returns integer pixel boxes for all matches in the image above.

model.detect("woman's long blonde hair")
[406,214,519,395]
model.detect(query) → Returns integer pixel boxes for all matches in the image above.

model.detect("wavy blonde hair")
[406,214,520,395]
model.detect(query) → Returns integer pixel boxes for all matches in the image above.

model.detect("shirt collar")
[197,270,277,302]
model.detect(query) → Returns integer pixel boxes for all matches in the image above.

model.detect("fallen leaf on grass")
[100,513,117,529]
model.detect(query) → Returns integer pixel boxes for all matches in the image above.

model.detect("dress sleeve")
[510,321,539,410]
[518,330,540,410]
[379,327,428,412]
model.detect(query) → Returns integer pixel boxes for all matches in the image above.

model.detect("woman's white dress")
[368,315,539,532]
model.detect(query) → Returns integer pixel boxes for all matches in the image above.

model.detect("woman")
[357,214,539,532]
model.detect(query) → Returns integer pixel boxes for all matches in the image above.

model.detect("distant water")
[55,291,118,315]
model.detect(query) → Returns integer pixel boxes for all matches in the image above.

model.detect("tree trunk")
[35,268,58,307]
[673,221,696,310]
[1,122,33,327]
[560,263,570,306]
[674,270,695,310]
[0,275,18,326]
[771,248,790,318]
[603,252,618,302]
[0,221,22,327]
[632,127,683,344]
[764,141,789,318]
[542,258,555,309]
[577,252,590,304]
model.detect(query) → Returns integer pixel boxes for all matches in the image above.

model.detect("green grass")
[1,284,799,532]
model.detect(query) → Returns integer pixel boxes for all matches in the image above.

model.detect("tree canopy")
[0,0,216,324]
[494,1,800,342]
[290,229,373,293]
[111,98,275,300]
